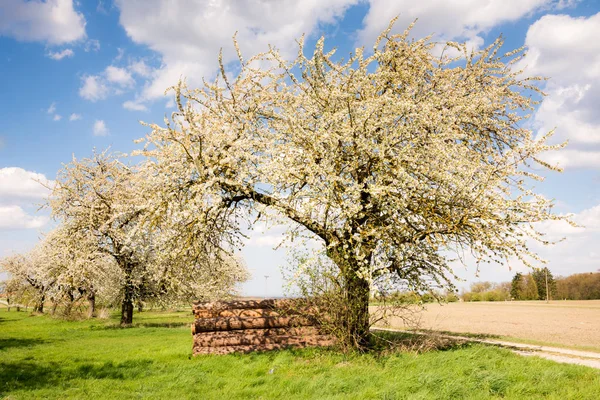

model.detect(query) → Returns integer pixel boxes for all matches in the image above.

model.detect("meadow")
[1,305,600,399]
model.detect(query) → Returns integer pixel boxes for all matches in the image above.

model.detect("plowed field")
[381,300,600,350]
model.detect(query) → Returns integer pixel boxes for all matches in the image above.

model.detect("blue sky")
[1,0,600,296]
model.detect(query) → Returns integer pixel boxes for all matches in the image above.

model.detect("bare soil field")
[380,300,600,351]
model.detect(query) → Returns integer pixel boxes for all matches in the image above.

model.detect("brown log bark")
[193,333,333,347]
[192,299,297,312]
[192,316,314,334]
[196,326,319,338]
[192,337,336,355]
[193,308,282,319]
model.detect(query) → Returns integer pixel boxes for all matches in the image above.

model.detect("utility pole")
[545,267,549,303]
[546,203,553,304]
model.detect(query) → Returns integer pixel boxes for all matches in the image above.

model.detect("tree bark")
[63,290,75,316]
[33,293,45,313]
[342,268,371,350]
[329,247,372,351]
[87,291,96,318]
[120,272,134,325]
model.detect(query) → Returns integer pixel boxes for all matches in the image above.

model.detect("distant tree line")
[461,281,512,302]
[462,269,600,301]
[555,272,600,300]
[374,290,459,304]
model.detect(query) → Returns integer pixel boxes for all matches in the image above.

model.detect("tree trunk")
[64,290,75,316]
[137,300,143,313]
[120,274,134,325]
[343,268,371,350]
[34,293,45,313]
[88,291,96,318]
[328,247,372,351]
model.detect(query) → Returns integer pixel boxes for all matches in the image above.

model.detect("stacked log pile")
[192,299,334,355]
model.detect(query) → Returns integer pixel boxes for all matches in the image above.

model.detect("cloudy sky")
[1,0,600,296]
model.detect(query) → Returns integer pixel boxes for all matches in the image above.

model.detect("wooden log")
[192,316,314,334]
[195,326,319,338]
[193,332,333,347]
[192,299,298,312]
[193,308,282,319]
[192,337,336,355]
[193,343,292,355]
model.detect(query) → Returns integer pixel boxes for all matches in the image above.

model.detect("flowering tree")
[0,227,119,315]
[48,151,248,324]
[137,20,568,349]
[0,247,55,313]
[48,151,149,324]
[40,226,121,317]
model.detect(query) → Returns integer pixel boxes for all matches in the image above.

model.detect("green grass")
[1,309,600,399]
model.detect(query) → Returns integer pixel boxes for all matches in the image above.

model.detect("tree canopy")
[135,19,569,348]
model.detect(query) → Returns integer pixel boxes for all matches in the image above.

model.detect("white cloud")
[69,113,82,121]
[47,48,74,60]
[105,65,135,87]
[79,64,143,101]
[112,0,573,109]
[540,150,600,169]
[0,206,48,230]
[0,168,52,231]
[114,0,359,104]
[248,234,285,248]
[123,100,148,112]
[79,75,109,101]
[97,1,108,14]
[46,105,62,121]
[93,120,109,136]
[115,47,125,61]
[84,38,100,52]
[0,0,86,44]
[516,13,600,169]
[129,60,152,77]
[0,167,54,203]
[528,204,600,276]
[356,0,565,50]
[46,102,56,114]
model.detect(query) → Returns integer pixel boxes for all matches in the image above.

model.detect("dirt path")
[373,327,600,370]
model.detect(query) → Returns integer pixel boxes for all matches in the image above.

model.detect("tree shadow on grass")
[370,330,473,354]
[0,338,49,351]
[75,359,154,379]
[0,361,57,396]
[97,322,189,330]
[432,330,502,340]
[0,359,155,396]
